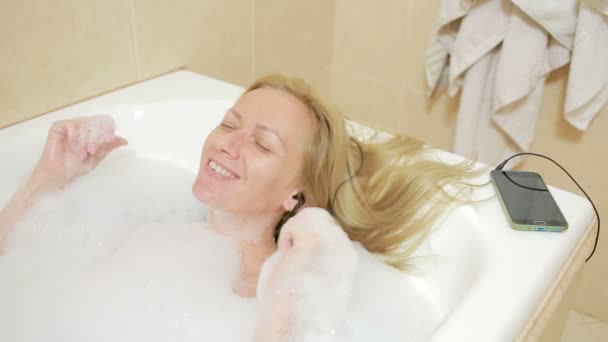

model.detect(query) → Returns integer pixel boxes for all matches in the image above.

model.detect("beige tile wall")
[253,0,334,96]
[0,0,334,128]
[0,0,138,128]
[133,0,253,86]
[329,0,608,331]
[329,0,456,149]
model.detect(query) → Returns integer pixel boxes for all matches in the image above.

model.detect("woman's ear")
[282,191,304,211]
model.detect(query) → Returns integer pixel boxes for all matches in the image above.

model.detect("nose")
[216,130,244,159]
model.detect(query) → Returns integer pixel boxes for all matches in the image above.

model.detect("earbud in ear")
[293,192,305,209]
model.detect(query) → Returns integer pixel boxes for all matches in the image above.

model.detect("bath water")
[0,149,441,341]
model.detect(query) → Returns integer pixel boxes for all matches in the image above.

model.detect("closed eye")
[255,141,271,152]
[220,122,237,130]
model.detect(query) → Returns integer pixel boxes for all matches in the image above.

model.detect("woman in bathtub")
[0,74,474,341]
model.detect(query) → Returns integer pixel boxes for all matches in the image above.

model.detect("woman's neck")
[208,209,278,245]
[208,209,279,297]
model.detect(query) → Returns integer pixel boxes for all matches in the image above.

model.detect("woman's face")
[193,87,313,216]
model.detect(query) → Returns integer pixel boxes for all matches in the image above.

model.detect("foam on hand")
[257,208,442,342]
[257,207,358,341]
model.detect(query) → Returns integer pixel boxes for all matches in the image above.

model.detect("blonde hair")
[246,74,482,270]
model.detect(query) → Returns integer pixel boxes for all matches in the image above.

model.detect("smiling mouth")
[208,160,238,179]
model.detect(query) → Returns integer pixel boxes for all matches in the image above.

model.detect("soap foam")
[0,149,442,341]
[339,244,442,341]
[0,151,258,342]
[257,210,442,342]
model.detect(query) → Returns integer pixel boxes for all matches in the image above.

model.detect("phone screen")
[490,170,568,228]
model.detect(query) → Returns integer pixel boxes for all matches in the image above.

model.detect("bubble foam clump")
[0,149,442,341]
[0,151,258,342]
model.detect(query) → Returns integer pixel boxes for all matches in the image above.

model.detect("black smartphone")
[490,170,568,232]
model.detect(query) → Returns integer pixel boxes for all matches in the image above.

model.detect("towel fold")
[426,0,607,166]
[565,0,608,130]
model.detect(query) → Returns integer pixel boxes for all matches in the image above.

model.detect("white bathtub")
[0,71,597,341]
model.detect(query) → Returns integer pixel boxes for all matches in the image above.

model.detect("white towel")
[511,0,578,49]
[426,0,606,166]
[492,4,571,158]
[453,45,506,161]
[445,0,568,166]
[425,0,476,96]
[448,0,509,97]
[565,0,608,130]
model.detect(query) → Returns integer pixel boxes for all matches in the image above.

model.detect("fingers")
[76,127,90,161]
[58,115,125,161]
[49,120,90,161]
[277,229,294,254]
[274,230,319,278]
[92,136,128,161]
[86,126,120,156]
[279,221,319,255]
[45,120,73,157]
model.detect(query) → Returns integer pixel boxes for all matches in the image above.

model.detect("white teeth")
[209,160,237,179]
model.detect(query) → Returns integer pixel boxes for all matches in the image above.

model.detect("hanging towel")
[447,0,509,97]
[426,0,584,167]
[425,0,476,96]
[453,46,508,160]
[492,3,572,160]
[565,0,608,130]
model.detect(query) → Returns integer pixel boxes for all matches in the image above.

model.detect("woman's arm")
[254,208,358,341]
[254,296,291,342]
[0,115,127,255]
[0,170,55,254]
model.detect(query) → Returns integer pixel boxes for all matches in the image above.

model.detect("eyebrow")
[229,108,285,147]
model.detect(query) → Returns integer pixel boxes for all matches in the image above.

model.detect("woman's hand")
[33,115,128,191]
[254,224,318,342]
[255,208,358,342]
[0,115,127,254]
